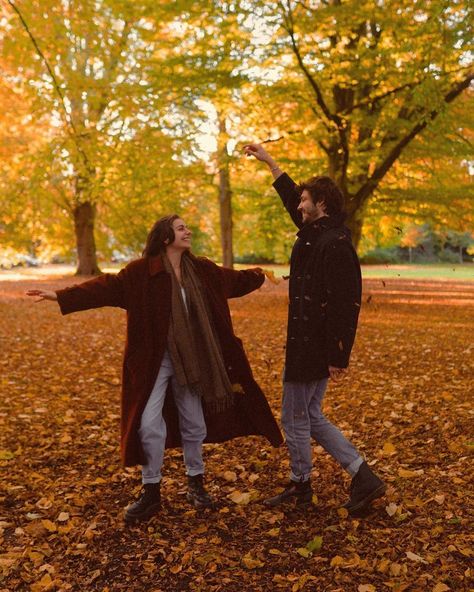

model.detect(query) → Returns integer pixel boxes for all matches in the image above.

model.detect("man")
[244,143,385,514]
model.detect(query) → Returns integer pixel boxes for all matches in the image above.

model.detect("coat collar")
[296,215,349,240]
[148,255,166,276]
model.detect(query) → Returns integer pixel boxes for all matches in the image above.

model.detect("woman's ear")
[164,238,170,245]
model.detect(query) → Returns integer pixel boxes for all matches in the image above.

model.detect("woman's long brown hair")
[142,214,180,257]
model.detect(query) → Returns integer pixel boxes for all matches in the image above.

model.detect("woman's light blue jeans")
[139,350,207,484]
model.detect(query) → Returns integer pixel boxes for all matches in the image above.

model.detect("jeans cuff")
[142,476,161,484]
[346,456,364,477]
[290,470,311,483]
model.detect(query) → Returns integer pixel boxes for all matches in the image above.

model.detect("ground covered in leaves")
[1,272,473,592]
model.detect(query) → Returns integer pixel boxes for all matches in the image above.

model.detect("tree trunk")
[219,164,233,268]
[344,205,363,251]
[73,201,101,275]
[459,245,463,264]
[217,116,233,268]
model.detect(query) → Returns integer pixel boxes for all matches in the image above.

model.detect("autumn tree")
[247,0,473,247]
[3,0,195,274]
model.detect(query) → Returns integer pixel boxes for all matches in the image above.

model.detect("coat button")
[304,295,311,301]
[303,336,309,342]
[306,274,311,280]
[303,316,309,321]
[293,316,298,320]
[290,336,296,340]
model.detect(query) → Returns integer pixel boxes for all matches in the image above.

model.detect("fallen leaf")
[406,551,428,564]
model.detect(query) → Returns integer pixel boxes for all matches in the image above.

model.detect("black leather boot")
[186,474,214,508]
[263,480,312,507]
[124,483,161,523]
[343,461,386,514]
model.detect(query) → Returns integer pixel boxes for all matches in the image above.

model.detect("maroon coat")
[56,255,283,466]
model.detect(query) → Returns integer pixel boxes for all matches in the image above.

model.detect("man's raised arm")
[244,143,303,229]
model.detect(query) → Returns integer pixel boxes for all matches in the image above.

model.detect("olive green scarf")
[163,253,234,414]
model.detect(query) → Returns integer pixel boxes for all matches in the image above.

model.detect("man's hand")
[26,289,58,302]
[243,143,272,163]
[329,366,348,381]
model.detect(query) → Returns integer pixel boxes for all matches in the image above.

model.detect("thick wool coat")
[273,173,362,382]
[56,255,283,466]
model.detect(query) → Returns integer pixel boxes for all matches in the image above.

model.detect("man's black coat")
[273,173,362,383]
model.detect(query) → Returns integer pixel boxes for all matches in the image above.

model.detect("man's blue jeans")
[282,378,363,482]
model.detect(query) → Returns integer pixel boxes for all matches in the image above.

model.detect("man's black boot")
[343,461,386,514]
[263,480,312,508]
[124,482,161,523]
[186,474,214,508]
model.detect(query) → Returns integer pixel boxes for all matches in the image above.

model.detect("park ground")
[0,268,473,592]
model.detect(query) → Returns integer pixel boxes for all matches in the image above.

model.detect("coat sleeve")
[197,257,265,299]
[272,172,303,229]
[220,266,265,299]
[56,269,127,315]
[323,240,362,368]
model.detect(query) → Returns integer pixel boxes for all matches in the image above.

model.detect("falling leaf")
[263,269,280,284]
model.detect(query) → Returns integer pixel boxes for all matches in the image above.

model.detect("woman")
[27,215,283,522]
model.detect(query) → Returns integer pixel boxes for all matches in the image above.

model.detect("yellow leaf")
[330,555,344,567]
[57,512,69,522]
[227,490,251,505]
[30,573,53,592]
[222,471,237,482]
[241,554,264,569]
[398,468,420,478]
[296,547,311,558]
[358,586,375,592]
[263,269,280,284]
[41,520,57,532]
[383,441,396,455]
[433,584,450,592]
[337,507,349,519]
[267,527,280,537]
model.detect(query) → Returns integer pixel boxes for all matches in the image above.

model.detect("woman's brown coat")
[56,255,283,466]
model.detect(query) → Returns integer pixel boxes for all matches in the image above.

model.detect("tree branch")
[354,72,474,204]
[7,0,91,172]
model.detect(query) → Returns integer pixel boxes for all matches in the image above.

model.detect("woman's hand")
[26,289,58,302]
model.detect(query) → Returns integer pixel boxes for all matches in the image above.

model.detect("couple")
[27,143,385,523]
